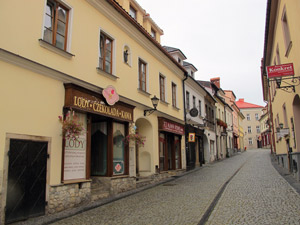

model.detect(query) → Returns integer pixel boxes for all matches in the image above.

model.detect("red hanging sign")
[266,63,294,78]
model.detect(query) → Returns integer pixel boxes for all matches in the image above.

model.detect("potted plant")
[58,110,84,141]
[124,133,146,147]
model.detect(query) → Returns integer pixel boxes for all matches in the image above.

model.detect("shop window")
[175,136,181,169]
[99,32,113,74]
[159,133,165,171]
[43,0,70,51]
[138,59,147,92]
[113,123,125,175]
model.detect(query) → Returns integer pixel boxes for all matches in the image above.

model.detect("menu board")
[63,113,87,181]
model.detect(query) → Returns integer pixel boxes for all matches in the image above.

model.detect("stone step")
[91,191,110,202]
[136,178,153,188]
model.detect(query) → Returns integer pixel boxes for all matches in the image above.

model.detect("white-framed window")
[198,100,202,117]
[256,126,260,133]
[247,114,250,121]
[138,59,147,92]
[186,91,190,110]
[281,6,292,55]
[99,32,113,74]
[172,82,177,108]
[159,74,166,102]
[255,113,259,120]
[129,5,137,19]
[43,0,71,51]
[248,126,252,134]
[151,28,156,39]
[249,138,253,145]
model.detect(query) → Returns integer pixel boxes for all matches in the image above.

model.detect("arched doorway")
[135,118,153,177]
[293,94,300,151]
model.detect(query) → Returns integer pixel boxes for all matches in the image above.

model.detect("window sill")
[39,39,75,59]
[137,88,151,96]
[285,41,292,58]
[172,106,180,111]
[160,100,169,106]
[96,68,119,80]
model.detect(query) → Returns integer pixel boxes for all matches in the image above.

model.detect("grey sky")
[136,0,267,106]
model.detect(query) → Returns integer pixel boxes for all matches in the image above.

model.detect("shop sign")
[102,85,119,106]
[188,133,195,142]
[64,84,133,122]
[266,63,294,78]
[159,119,184,135]
[64,113,87,181]
[73,96,132,121]
[189,108,198,117]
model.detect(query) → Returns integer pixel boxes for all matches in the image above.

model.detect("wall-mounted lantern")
[144,95,159,116]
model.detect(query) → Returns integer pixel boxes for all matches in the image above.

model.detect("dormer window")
[191,71,194,78]
[151,28,156,39]
[129,5,137,20]
[178,58,181,64]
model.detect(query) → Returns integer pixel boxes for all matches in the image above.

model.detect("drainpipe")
[182,72,189,171]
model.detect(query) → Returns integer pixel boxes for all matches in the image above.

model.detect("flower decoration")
[124,133,146,147]
[103,86,119,106]
[58,110,84,141]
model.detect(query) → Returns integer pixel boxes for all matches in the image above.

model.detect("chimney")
[210,77,220,88]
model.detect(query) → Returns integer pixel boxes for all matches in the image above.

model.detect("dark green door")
[6,139,47,224]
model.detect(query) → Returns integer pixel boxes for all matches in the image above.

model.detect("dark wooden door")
[6,139,47,224]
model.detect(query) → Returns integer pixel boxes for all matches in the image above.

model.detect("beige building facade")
[261,0,300,181]
[0,0,186,223]
[236,99,264,150]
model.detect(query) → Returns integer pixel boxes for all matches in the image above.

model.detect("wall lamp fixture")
[144,95,159,116]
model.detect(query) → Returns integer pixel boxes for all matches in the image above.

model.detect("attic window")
[129,5,137,20]
[191,71,194,78]
[151,28,156,39]
[178,58,181,63]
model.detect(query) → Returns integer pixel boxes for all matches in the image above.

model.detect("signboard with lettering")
[64,112,87,181]
[266,63,294,78]
[158,117,184,135]
[64,84,134,122]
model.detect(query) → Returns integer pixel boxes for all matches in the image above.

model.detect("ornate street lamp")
[144,95,159,116]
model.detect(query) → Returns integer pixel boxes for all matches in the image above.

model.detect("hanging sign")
[103,85,119,106]
[189,108,199,117]
[266,63,294,78]
[188,133,196,142]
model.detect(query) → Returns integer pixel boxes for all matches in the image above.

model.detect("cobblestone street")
[45,149,300,225]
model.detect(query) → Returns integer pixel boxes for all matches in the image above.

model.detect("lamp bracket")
[268,76,300,93]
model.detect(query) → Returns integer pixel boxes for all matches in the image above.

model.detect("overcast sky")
[137,0,267,106]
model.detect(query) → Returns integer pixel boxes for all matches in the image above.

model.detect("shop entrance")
[159,133,181,171]
[6,139,47,224]
[90,115,127,177]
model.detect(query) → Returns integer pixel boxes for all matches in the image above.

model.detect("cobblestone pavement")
[45,149,300,225]
[50,151,250,225]
[207,149,300,225]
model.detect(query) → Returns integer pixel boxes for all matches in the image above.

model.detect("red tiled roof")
[236,99,264,109]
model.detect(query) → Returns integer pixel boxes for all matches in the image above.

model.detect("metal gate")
[5,139,47,224]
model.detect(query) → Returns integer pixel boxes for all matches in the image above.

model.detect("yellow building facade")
[0,0,186,223]
[262,0,300,181]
